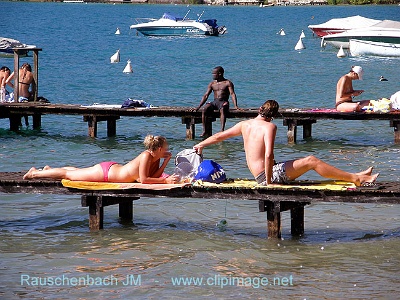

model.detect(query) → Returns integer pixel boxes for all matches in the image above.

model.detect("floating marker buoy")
[300,30,305,39]
[110,49,120,63]
[123,59,133,73]
[217,219,227,231]
[337,45,346,58]
[295,38,305,50]
[115,27,121,35]
[379,76,388,82]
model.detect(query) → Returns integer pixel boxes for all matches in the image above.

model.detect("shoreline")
[6,0,399,6]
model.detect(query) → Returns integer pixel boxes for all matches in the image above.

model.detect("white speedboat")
[321,20,400,49]
[349,39,400,57]
[130,11,227,37]
[308,15,381,37]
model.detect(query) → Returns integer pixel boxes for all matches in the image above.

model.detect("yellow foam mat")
[193,179,356,191]
[61,179,190,191]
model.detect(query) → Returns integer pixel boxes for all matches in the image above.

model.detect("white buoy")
[294,38,305,50]
[300,30,305,39]
[110,49,120,63]
[123,59,133,73]
[115,27,121,35]
[279,28,286,36]
[337,45,346,58]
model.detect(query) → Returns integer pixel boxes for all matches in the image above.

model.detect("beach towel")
[61,179,191,191]
[193,179,356,191]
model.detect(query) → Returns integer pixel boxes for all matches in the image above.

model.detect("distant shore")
[7,0,399,5]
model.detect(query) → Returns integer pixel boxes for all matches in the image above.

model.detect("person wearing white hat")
[335,66,370,112]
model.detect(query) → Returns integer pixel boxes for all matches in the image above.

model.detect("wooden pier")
[1,172,399,238]
[1,102,400,143]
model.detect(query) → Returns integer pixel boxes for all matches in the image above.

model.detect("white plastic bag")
[390,91,400,110]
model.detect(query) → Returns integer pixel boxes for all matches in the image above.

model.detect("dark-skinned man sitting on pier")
[194,66,241,138]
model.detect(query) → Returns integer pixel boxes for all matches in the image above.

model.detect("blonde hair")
[143,135,166,151]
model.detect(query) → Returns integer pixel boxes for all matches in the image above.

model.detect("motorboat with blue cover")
[130,11,227,37]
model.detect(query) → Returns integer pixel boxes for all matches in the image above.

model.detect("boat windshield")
[161,13,183,21]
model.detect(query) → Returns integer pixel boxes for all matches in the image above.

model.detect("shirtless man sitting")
[194,100,379,187]
[335,66,370,112]
[195,66,240,137]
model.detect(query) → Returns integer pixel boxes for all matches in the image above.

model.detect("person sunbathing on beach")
[335,66,370,112]
[23,135,179,184]
[193,100,379,187]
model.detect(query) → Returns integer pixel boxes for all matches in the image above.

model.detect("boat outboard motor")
[218,26,227,35]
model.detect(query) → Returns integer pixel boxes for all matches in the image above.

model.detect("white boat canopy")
[369,20,400,30]
[308,15,381,30]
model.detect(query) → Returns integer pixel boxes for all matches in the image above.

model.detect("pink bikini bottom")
[99,161,118,182]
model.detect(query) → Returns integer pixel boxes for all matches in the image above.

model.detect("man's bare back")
[240,118,276,177]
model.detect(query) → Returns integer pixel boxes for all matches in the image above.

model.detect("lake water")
[0,2,399,299]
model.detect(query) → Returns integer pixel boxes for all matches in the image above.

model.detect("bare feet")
[23,167,37,180]
[356,173,379,186]
[356,167,373,176]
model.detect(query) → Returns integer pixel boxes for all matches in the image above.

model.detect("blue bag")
[194,160,226,184]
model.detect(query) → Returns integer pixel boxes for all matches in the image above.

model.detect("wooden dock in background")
[1,172,399,238]
[1,103,400,143]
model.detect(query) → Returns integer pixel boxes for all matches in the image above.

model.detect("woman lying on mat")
[23,135,179,184]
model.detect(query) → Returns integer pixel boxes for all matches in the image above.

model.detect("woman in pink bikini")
[23,135,179,184]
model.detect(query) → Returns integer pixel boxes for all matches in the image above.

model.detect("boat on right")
[321,20,400,49]
[349,39,400,57]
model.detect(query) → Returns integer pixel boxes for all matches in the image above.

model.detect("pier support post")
[259,200,309,238]
[183,117,198,140]
[303,122,313,139]
[84,115,120,138]
[84,115,98,138]
[32,114,41,129]
[119,201,133,223]
[284,119,297,144]
[107,118,117,137]
[81,195,140,231]
[283,119,316,144]
[267,202,281,239]
[82,195,103,231]
[390,120,400,144]
[259,200,281,239]
[290,205,305,236]
[9,115,21,131]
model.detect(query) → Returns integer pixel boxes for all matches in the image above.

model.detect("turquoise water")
[0,2,399,299]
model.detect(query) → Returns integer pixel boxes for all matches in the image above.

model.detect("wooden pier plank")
[1,172,400,236]
[1,103,400,142]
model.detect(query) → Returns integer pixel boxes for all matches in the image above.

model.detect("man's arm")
[264,125,277,185]
[228,81,239,109]
[5,72,14,88]
[195,82,213,111]
[193,121,243,154]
